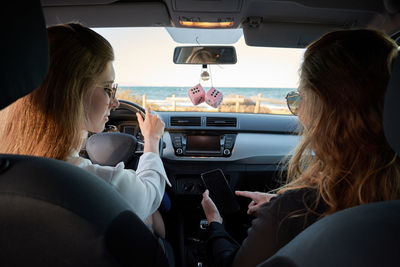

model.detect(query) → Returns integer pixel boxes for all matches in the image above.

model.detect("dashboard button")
[223,149,231,156]
[176,148,183,155]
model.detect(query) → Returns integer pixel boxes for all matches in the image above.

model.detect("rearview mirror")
[173,46,237,64]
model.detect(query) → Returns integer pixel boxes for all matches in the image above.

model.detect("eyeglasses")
[285,90,301,115]
[102,83,118,100]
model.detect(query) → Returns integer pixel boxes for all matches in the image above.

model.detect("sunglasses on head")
[285,90,301,115]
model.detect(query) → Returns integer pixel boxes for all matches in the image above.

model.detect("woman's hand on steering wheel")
[136,107,165,155]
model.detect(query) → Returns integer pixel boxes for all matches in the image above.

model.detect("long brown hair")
[0,23,114,160]
[279,29,400,215]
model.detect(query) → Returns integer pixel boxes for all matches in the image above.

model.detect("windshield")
[93,27,305,115]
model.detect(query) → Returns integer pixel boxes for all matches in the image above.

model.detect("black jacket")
[206,188,327,267]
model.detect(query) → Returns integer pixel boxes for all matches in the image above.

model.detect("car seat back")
[0,3,169,267]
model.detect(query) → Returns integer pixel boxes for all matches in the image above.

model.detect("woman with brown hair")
[201,29,400,267]
[0,23,170,224]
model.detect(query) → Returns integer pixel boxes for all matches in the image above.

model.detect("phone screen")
[201,169,240,215]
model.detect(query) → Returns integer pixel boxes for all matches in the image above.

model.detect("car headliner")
[40,0,400,48]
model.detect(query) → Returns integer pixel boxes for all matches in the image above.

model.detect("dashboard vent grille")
[170,116,201,126]
[206,117,237,127]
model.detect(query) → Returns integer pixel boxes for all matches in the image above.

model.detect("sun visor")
[43,3,171,27]
[243,22,339,48]
[1,5,49,110]
[166,27,242,44]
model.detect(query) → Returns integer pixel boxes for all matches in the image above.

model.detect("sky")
[93,27,305,88]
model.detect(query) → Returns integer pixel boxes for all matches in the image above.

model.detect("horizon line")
[118,85,297,89]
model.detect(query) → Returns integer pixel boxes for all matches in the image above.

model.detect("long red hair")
[279,29,400,215]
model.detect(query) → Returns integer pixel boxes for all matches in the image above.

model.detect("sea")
[120,86,294,101]
[119,86,295,110]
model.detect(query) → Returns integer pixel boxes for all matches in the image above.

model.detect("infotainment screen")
[186,135,220,152]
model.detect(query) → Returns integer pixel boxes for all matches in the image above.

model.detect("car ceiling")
[41,0,400,48]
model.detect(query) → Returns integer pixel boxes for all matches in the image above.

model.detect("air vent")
[170,116,201,126]
[206,117,237,127]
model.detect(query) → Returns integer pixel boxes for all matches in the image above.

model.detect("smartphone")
[201,169,240,215]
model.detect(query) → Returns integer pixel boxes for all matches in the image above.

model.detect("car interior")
[1,0,400,266]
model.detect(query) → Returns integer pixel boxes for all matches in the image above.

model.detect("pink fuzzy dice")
[188,84,205,105]
[206,87,223,108]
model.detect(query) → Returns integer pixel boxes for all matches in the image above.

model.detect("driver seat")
[0,4,169,267]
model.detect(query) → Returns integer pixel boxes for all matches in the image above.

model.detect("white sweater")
[67,151,170,221]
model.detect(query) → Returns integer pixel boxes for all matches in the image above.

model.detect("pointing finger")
[235,190,256,199]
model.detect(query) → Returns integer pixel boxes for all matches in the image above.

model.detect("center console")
[170,133,236,157]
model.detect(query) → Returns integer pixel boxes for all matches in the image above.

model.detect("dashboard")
[107,100,300,196]
[110,101,300,164]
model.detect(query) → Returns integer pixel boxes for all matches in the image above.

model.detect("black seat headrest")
[384,49,400,154]
[0,4,49,110]
[257,200,400,267]
[0,154,169,266]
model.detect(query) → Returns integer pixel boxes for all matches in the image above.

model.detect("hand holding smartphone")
[201,169,240,215]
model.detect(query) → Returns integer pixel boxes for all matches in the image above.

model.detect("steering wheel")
[86,100,164,170]
[120,99,146,120]
[118,100,164,157]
